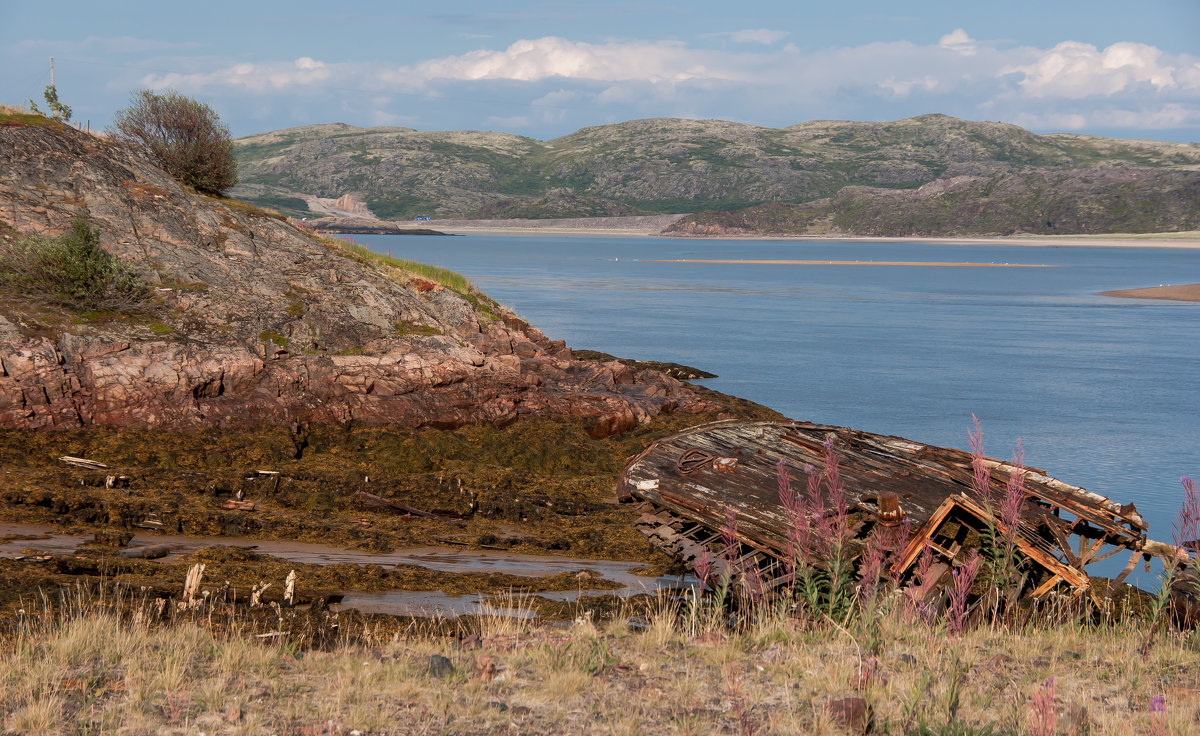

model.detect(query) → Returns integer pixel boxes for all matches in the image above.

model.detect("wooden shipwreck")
[617,419,1189,607]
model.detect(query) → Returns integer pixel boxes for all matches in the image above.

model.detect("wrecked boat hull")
[618,419,1186,605]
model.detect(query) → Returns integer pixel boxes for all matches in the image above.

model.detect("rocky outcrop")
[333,194,370,216]
[0,120,716,433]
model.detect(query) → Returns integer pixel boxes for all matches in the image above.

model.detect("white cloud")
[369,109,413,126]
[413,36,741,83]
[1004,41,1197,98]
[880,75,940,98]
[142,56,334,93]
[938,29,976,56]
[124,31,1200,135]
[1015,104,1200,131]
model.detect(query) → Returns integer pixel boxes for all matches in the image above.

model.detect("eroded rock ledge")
[0,121,717,434]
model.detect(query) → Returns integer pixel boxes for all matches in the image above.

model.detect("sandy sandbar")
[419,217,1200,248]
[641,259,1053,268]
[1100,284,1200,303]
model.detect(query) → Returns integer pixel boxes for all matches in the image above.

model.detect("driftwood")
[135,514,165,530]
[619,419,1191,608]
[59,455,108,470]
[284,570,297,607]
[119,545,170,560]
[354,490,455,520]
[220,500,256,511]
[181,563,205,610]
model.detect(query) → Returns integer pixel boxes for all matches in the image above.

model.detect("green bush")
[110,89,237,196]
[0,217,150,311]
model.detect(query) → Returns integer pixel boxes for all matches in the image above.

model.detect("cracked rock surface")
[0,122,716,433]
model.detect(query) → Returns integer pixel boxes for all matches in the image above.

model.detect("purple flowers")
[1149,695,1168,736]
[1174,476,1198,551]
[693,545,714,590]
[946,550,982,636]
[1028,676,1057,736]
[969,414,991,502]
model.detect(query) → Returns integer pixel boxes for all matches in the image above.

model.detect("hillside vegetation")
[232,115,1200,229]
[669,169,1200,237]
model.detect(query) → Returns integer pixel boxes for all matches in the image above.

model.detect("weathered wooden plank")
[619,418,1176,607]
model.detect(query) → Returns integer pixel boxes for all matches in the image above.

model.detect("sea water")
[360,234,1200,559]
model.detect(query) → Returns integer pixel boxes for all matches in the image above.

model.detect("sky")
[3,0,1199,142]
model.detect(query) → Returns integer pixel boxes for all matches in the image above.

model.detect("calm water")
[361,234,1200,555]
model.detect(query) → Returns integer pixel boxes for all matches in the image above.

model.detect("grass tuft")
[258,329,287,347]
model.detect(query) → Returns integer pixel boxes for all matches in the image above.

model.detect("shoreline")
[406,219,1200,249]
[641,258,1054,268]
[664,232,1200,249]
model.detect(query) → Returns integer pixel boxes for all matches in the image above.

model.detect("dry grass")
[1,588,1198,735]
[1,103,106,137]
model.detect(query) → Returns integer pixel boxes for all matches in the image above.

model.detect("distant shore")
[642,258,1054,268]
[1100,283,1200,303]
[408,216,1200,249]
[421,214,686,237]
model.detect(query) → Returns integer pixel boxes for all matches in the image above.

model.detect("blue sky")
[4,0,1199,141]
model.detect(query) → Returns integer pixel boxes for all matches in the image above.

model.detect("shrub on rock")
[110,89,237,196]
[0,216,150,311]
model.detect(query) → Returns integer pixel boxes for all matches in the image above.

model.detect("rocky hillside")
[0,116,715,433]
[668,169,1200,237]
[232,114,1200,223]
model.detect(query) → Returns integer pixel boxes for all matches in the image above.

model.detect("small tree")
[28,84,72,122]
[110,89,237,196]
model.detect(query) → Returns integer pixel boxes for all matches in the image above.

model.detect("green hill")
[231,114,1200,226]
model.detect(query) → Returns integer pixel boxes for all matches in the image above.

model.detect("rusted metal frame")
[677,448,718,474]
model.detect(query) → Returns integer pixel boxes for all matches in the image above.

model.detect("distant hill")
[231,115,1200,232]
[668,169,1200,237]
